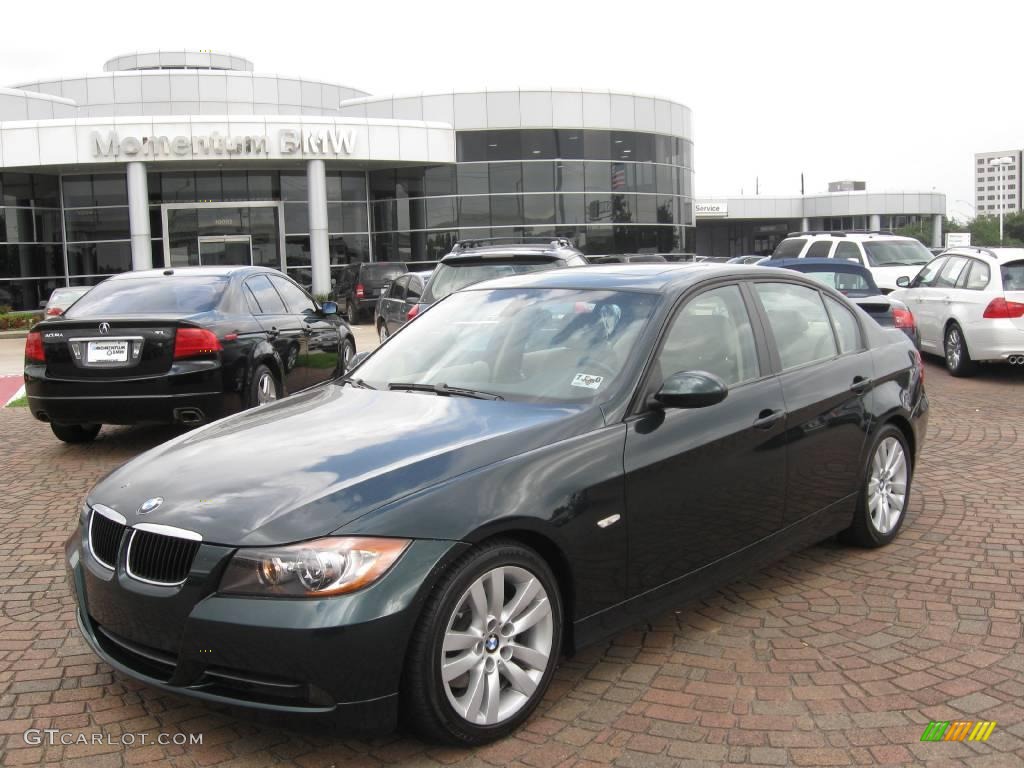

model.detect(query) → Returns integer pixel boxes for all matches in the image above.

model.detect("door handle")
[753,409,784,429]
[850,375,872,393]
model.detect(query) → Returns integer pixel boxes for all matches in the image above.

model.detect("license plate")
[87,340,129,363]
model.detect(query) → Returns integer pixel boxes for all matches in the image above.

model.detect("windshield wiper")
[387,381,503,400]
[339,376,376,390]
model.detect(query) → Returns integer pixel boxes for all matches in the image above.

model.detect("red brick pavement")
[1,358,1023,766]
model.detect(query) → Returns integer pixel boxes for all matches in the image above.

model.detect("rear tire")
[51,423,100,443]
[246,363,279,408]
[402,540,562,746]
[347,299,362,325]
[841,424,911,547]
[944,322,977,377]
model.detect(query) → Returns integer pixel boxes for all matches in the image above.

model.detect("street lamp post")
[989,156,1014,244]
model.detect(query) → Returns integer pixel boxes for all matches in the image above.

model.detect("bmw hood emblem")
[137,497,163,515]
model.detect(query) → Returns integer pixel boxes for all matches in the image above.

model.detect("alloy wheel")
[440,566,553,726]
[867,436,907,534]
[379,323,389,343]
[945,327,962,370]
[256,371,278,405]
[341,341,353,370]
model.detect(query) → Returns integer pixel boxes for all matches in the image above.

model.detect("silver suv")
[771,231,933,292]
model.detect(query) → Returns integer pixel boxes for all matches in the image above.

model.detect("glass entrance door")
[198,236,253,266]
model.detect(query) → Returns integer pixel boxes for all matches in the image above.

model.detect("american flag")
[611,163,626,190]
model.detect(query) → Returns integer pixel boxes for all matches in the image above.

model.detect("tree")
[969,214,1024,247]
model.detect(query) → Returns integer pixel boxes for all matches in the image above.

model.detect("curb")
[0,330,29,339]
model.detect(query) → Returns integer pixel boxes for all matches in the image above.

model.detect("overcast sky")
[3,0,1020,219]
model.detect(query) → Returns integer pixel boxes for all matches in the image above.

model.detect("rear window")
[1001,261,1024,291]
[360,263,407,283]
[863,240,932,267]
[423,261,557,303]
[800,269,875,296]
[64,276,228,317]
[771,238,806,259]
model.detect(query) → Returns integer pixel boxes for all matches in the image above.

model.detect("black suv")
[334,261,408,324]
[406,238,587,321]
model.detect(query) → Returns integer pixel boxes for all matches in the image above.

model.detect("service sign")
[695,202,728,217]
[945,232,971,248]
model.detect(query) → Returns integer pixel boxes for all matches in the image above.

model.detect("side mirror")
[347,351,370,371]
[321,300,338,315]
[650,370,728,410]
[895,276,911,288]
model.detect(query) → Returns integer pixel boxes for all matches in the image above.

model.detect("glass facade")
[370,129,695,261]
[0,131,695,308]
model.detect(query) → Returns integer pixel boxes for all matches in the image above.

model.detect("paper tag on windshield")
[572,373,604,389]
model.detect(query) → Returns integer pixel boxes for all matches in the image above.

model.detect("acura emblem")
[137,497,163,515]
[98,322,110,335]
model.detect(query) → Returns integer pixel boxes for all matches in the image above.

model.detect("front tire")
[340,337,355,372]
[841,425,911,547]
[378,321,389,343]
[50,423,100,443]
[944,322,976,377]
[403,541,562,745]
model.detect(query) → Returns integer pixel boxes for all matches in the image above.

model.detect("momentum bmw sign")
[91,128,359,159]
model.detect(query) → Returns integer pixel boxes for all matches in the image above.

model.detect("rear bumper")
[963,321,1024,362]
[24,361,239,425]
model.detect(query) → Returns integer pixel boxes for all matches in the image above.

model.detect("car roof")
[107,266,269,280]
[770,257,869,272]
[784,232,921,243]
[942,246,1024,262]
[440,247,568,264]
[463,263,799,293]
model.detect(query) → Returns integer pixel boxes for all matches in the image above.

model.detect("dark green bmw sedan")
[65,263,927,744]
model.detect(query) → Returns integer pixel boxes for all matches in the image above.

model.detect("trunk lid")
[38,316,190,379]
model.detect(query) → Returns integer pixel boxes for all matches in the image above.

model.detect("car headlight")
[218,537,410,597]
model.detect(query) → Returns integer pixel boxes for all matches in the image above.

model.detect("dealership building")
[0,50,695,309]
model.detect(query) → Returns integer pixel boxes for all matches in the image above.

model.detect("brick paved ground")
[1,357,1022,767]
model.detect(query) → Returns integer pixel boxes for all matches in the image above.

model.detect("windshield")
[351,288,659,403]
[64,276,228,317]
[863,241,932,267]
[800,269,877,296]
[422,262,557,304]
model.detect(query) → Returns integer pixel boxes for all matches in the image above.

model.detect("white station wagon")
[889,247,1024,376]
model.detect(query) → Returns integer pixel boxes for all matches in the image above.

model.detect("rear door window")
[244,275,287,314]
[834,242,862,263]
[962,260,991,290]
[406,275,423,302]
[755,282,838,370]
[1001,261,1024,291]
[772,238,806,258]
[390,276,408,301]
[805,241,834,259]
[269,275,317,314]
[824,296,861,354]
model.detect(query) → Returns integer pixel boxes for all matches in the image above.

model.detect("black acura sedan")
[26,266,355,442]
[65,264,927,744]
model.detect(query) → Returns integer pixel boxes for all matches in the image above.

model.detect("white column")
[307,159,331,297]
[932,214,942,248]
[126,162,153,271]
[800,217,809,232]
[869,214,881,231]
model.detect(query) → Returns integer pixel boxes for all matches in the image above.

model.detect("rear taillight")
[355,283,365,299]
[892,307,916,329]
[406,304,420,321]
[983,297,1024,319]
[25,331,45,363]
[173,328,222,359]
[45,307,63,316]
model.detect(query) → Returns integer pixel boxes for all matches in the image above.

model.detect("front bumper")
[65,526,463,727]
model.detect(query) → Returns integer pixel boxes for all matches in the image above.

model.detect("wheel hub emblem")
[137,497,163,515]
[484,635,499,653]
